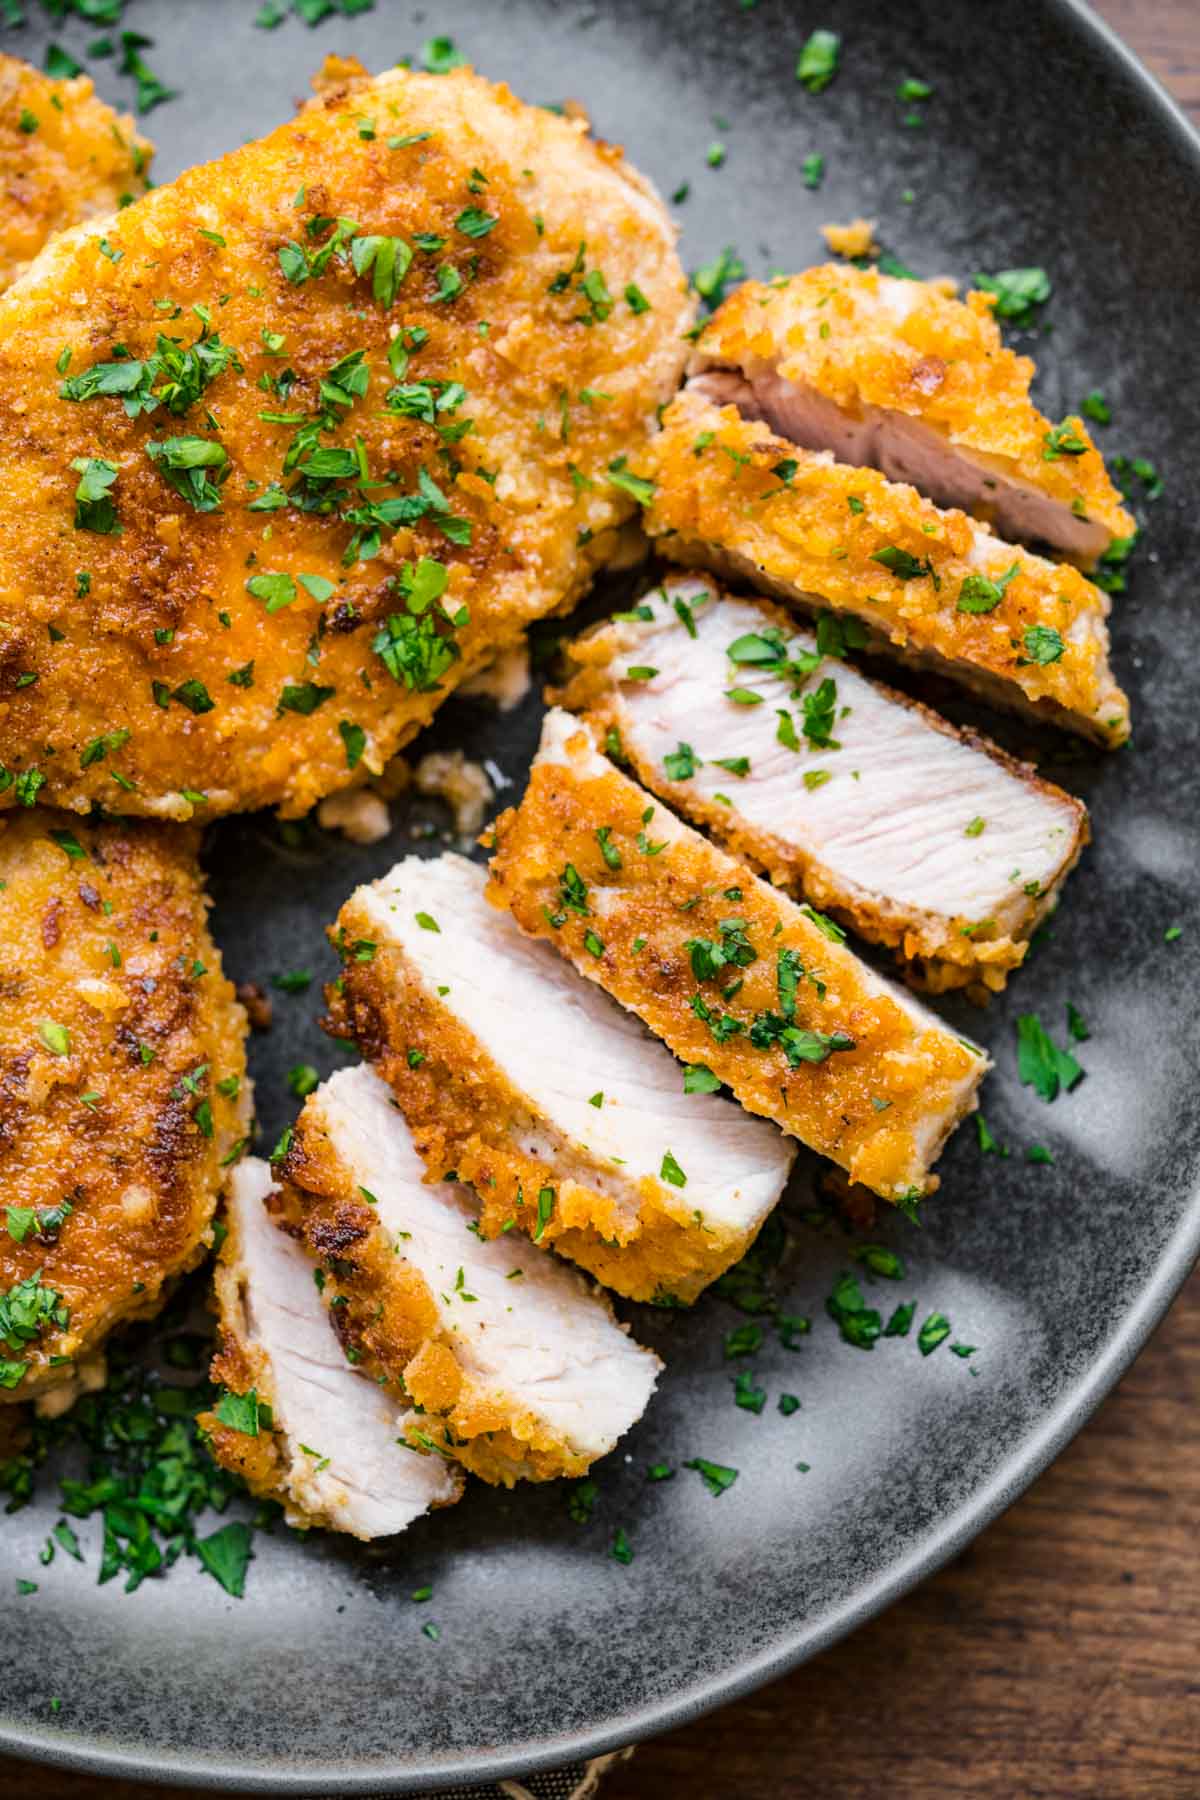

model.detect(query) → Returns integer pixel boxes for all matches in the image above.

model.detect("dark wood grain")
[5,5,1198,1796]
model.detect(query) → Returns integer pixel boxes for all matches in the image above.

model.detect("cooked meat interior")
[558,575,1088,994]
[0,62,691,820]
[277,1065,661,1484]
[488,710,988,1205]
[0,811,247,1406]
[327,853,795,1304]
[0,55,152,295]
[645,389,1130,747]
[688,265,1133,563]
[201,1157,461,1538]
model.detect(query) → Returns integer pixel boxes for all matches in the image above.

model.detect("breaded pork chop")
[488,710,988,1206]
[646,389,1130,747]
[0,810,248,1406]
[0,56,152,296]
[201,1157,461,1538]
[326,854,794,1304]
[0,64,691,820]
[558,576,1089,995]
[688,266,1132,563]
[278,1066,661,1486]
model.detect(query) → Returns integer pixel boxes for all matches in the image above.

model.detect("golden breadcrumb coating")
[325,889,777,1304]
[557,586,1090,998]
[0,55,152,296]
[0,810,248,1403]
[275,1100,649,1485]
[645,389,1130,746]
[488,712,987,1203]
[691,265,1134,558]
[819,220,879,260]
[0,63,691,820]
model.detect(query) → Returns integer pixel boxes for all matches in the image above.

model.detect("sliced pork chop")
[557,576,1088,996]
[488,710,988,1208]
[327,854,794,1304]
[276,1067,661,1486]
[688,266,1133,564]
[201,1157,461,1538]
[644,389,1130,748]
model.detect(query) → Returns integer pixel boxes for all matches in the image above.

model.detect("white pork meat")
[559,575,1088,994]
[327,854,795,1303]
[203,1157,461,1538]
[277,1067,662,1485]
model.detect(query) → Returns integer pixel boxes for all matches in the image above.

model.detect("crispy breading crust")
[275,1101,644,1485]
[0,64,692,819]
[556,591,1090,998]
[487,714,987,1203]
[691,266,1134,558]
[0,809,248,1402]
[0,57,153,296]
[645,390,1130,746]
[326,894,769,1303]
[198,1172,463,1533]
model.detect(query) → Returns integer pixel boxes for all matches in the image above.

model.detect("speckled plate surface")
[3,0,1199,1790]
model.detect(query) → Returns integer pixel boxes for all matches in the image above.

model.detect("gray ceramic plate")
[3,0,1198,1790]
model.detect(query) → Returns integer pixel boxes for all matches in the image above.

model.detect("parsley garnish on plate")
[1016,1012,1084,1102]
[796,28,840,93]
[683,1457,739,1496]
[974,266,1051,328]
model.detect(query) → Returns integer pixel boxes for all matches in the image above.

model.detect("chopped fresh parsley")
[825,1273,881,1350]
[71,458,120,534]
[214,1388,264,1437]
[957,561,1019,614]
[195,1520,254,1597]
[796,28,840,93]
[663,741,700,781]
[1021,625,1065,665]
[917,1312,951,1357]
[1016,1012,1083,1102]
[659,1151,687,1188]
[691,245,745,309]
[732,1370,766,1414]
[974,266,1051,328]
[1042,423,1088,462]
[683,1064,721,1095]
[873,545,935,583]
[145,436,227,512]
[606,458,656,505]
[683,1457,739,1496]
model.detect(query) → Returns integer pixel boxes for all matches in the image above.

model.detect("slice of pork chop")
[201,1157,461,1538]
[488,710,989,1209]
[327,854,794,1305]
[276,1067,662,1486]
[645,388,1130,748]
[688,265,1133,565]
[557,575,1088,997]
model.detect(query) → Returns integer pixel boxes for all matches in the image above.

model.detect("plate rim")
[5,0,1200,1789]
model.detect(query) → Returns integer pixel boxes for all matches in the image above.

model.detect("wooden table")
[8,4,1198,1796]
